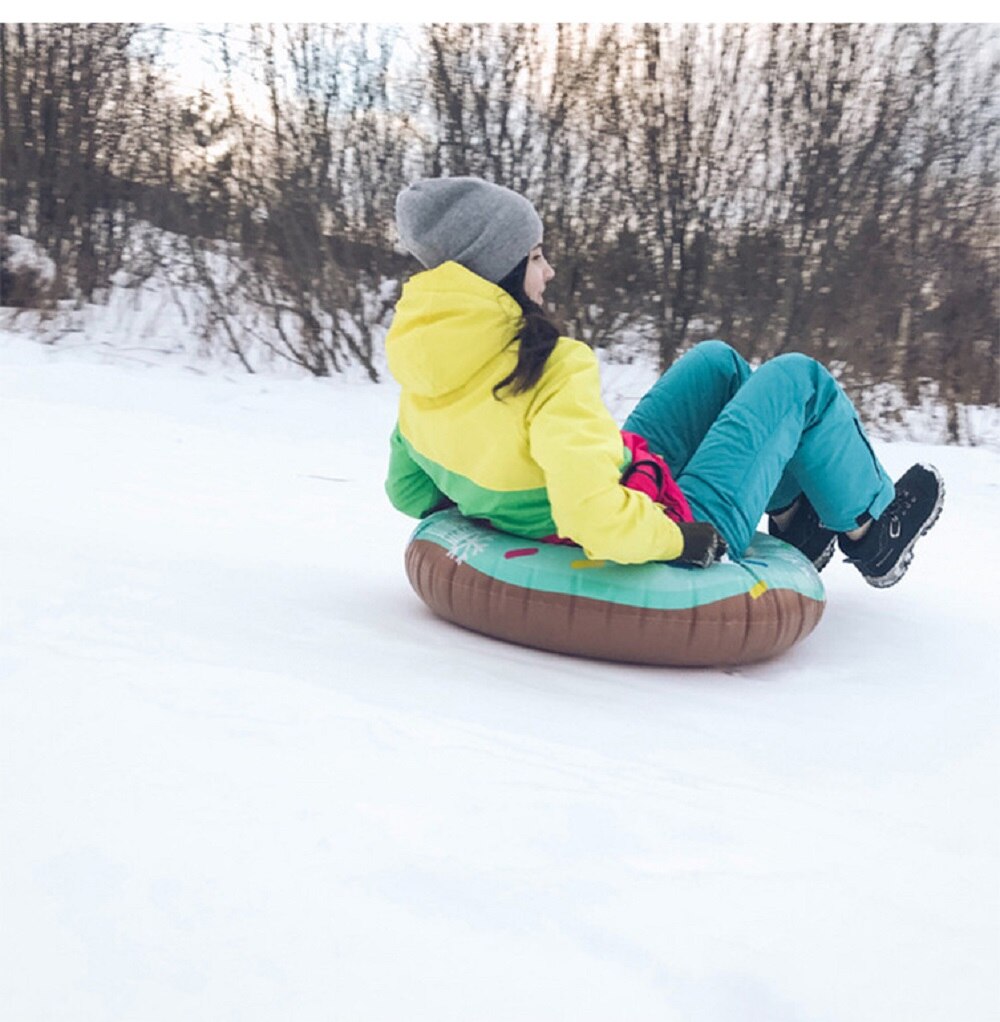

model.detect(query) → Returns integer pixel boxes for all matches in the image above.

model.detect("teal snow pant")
[623,340,896,558]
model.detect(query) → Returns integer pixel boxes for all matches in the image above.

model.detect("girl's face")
[523,245,555,305]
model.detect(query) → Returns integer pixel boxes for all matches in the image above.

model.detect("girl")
[384,176,944,587]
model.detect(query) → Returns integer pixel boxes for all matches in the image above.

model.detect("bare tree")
[2,21,995,433]
[0,24,157,301]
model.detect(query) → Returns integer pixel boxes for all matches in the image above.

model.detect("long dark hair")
[492,256,561,398]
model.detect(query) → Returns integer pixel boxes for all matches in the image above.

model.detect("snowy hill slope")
[1,332,998,1021]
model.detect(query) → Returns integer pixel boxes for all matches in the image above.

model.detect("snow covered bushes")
[0,233,56,309]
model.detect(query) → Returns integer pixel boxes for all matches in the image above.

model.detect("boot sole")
[861,465,946,589]
[814,536,837,573]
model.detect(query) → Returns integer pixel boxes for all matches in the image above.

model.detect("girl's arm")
[528,345,685,564]
[385,423,451,519]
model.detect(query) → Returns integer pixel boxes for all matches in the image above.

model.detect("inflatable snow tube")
[405,509,825,667]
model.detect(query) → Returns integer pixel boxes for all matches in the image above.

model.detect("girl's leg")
[676,353,896,557]
[765,469,805,517]
[624,339,803,518]
[623,340,752,476]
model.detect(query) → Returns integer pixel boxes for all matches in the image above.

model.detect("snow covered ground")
[2,329,998,1021]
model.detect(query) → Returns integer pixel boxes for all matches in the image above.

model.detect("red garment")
[541,430,694,546]
[619,430,694,524]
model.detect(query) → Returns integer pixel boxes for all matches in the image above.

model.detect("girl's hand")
[674,522,727,568]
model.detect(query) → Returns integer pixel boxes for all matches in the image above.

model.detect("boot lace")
[883,488,918,539]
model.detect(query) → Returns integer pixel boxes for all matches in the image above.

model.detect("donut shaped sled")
[404,509,825,667]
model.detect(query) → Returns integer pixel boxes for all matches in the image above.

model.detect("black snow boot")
[838,463,945,588]
[768,495,837,571]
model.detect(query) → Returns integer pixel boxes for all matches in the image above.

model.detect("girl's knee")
[770,351,814,370]
[757,353,843,409]
[763,351,823,384]
[678,339,745,384]
[691,339,739,368]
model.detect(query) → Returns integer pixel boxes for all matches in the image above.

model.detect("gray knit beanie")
[395,176,543,284]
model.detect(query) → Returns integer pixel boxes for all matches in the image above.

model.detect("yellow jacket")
[384,262,683,563]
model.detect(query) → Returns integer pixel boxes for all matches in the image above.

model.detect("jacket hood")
[385,261,522,398]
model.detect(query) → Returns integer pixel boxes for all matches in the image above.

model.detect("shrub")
[0,233,56,308]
